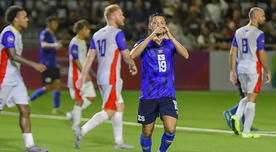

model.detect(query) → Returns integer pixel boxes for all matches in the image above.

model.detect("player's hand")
[33,63,47,72]
[76,75,85,89]
[149,27,166,40]
[54,42,63,49]
[230,71,237,85]
[129,64,138,75]
[86,75,92,81]
[163,26,174,40]
[265,72,271,84]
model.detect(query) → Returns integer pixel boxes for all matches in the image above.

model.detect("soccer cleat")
[223,110,232,129]
[114,143,136,149]
[25,145,48,152]
[74,127,83,149]
[66,111,73,121]
[241,133,261,139]
[231,115,241,135]
[250,127,259,131]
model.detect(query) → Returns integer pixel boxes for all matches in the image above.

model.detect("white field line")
[1,111,276,137]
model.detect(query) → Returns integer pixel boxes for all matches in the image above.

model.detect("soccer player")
[229,7,271,138]
[0,5,48,152]
[67,19,96,131]
[29,16,63,114]
[130,13,189,152]
[74,4,137,149]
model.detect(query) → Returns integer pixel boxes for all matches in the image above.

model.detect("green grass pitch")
[0,90,276,152]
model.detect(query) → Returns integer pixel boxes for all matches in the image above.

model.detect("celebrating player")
[130,13,189,152]
[67,19,96,131]
[74,4,137,149]
[0,5,48,152]
[229,7,271,138]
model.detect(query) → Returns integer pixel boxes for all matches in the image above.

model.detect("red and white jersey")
[232,25,265,74]
[0,25,23,86]
[67,36,88,88]
[89,26,128,85]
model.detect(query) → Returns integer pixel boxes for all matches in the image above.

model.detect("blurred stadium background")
[0,0,276,152]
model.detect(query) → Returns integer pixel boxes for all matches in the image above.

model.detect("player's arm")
[116,31,137,75]
[257,33,271,83]
[40,32,62,49]
[229,33,238,85]
[130,27,165,59]
[164,26,189,59]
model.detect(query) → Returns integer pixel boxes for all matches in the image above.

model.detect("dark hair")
[46,16,58,24]
[148,13,166,23]
[5,5,24,24]
[73,19,90,33]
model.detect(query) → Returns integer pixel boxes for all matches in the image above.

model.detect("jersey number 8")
[242,38,249,54]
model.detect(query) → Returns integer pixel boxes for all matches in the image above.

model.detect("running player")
[0,5,48,152]
[229,7,271,138]
[74,4,137,149]
[130,13,189,152]
[29,16,63,114]
[67,19,96,131]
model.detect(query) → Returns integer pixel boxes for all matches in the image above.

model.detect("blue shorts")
[137,97,178,124]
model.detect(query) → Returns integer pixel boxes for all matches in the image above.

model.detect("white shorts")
[238,73,262,94]
[0,81,28,110]
[98,80,124,110]
[69,81,96,101]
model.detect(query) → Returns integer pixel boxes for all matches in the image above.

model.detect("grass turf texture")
[0,91,276,152]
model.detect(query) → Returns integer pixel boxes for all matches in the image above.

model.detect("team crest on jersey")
[158,49,163,53]
[8,35,15,43]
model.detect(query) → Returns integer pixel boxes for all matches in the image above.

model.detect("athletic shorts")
[98,80,123,110]
[69,81,96,101]
[238,73,262,94]
[41,67,60,85]
[137,97,178,125]
[0,80,28,110]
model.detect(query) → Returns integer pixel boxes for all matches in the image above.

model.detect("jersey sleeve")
[70,44,79,59]
[115,31,128,51]
[89,38,96,50]
[1,31,15,48]
[257,33,265,51]
[231,34,238,48]
[133,39,144,48]
[39,31,48,42]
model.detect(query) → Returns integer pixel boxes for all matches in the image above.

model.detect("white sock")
[112,112,123,145]
[243,102,256,134]
[81,98,91,110]
[235,97,248,120]
[81,110,109,136]
[23,133,35,148]
[72,105,82,129]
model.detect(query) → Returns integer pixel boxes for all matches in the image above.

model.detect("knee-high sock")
[81,98,91,110]
[72,105,82,129]
[235,97,248,120]
[243,102,255,134]
[81,110,109,136]
[53,91,61,109]
[159,132,175,152]
[230,103,245,124]
[29,87,46,101]
[140,135,151,152]
[112,112,123,144]
[23,133,35,148]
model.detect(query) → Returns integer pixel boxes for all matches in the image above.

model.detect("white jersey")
[232,25,265,74]
[0,25,23,86]
[89,26,128,85]
[67,36,88,88]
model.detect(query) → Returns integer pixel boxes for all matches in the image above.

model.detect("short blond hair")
[104,4,121,20]
[248,7,263,19]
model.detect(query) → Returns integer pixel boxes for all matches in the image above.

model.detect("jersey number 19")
[158,54,166,72]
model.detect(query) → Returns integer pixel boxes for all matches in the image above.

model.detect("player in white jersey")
[66,19,96,131]
[0,5,48,152]
[229,7,271,138]
[74,4,137,149]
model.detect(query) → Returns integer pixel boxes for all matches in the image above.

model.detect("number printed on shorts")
[97,39,107,56]
[138,115,145,122]
[158,54,166,72]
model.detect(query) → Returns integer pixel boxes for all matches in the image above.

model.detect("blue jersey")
[137,39,176,100]
[39,29,57,67]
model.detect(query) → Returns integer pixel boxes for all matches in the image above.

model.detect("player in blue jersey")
[29,16,63,114]
[130,13,189,152]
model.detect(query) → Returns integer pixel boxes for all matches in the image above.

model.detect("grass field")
[0,90,276,152]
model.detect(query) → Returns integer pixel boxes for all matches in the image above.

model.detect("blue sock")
[159,132,175,152]
[140,135,151,152]
[29,87,46,101]
[53,91,61,109]
[229,104,238,115]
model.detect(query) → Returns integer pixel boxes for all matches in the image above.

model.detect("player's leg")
[80,81,96,110]
[159,98,178,152]
[141,123,155,152]
[68,88,83,130]
[52,79,62,113]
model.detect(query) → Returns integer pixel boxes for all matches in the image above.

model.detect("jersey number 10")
[97,39,107,56]
[242,38,249,54]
